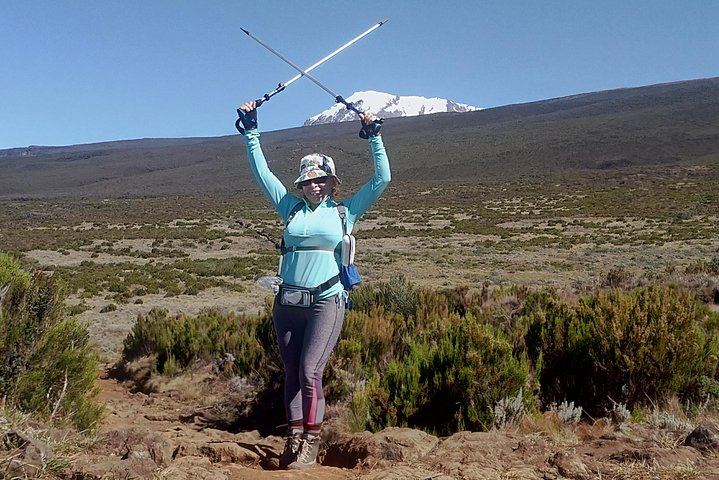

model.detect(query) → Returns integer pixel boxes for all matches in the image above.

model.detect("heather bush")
[120,301,285,432]
[121,277,530,435]
[117,275,719,435]
[335,286,530,434]
[0,252,103,431]
[350,275,420,319]
[523,285,719,417]
[0,252,31,289]
[711,255,719,275]
[366,315,529,434]
[121,302,279,380]
[13,316,103,431]
[602,266,637,289]
[328,305,405,393]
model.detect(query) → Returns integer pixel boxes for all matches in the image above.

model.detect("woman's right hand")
[236,101,258,132]
[239,101,256,113]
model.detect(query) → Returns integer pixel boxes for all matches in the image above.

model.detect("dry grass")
[606,460,700,480]
[517,411,584,446]
[0,405,89,479]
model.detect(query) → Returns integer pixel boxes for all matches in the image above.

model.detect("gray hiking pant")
[273,293,345,429]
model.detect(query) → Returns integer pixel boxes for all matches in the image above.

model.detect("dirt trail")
[59,366,719,480]
[80,367,354,479]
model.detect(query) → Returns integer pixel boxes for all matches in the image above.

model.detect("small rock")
[684,423,719,452]
[174,441,202,458]
[550,451,590,480]
[91,428,174,467]
[323,427,439,468]
[200,441,260,464]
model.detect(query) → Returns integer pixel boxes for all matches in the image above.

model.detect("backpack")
[336,204,362,291]
[280,201,361,292]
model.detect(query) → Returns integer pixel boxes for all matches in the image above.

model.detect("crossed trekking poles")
[237,19,387,138]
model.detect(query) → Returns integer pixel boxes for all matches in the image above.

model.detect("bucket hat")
[294,153,341,187]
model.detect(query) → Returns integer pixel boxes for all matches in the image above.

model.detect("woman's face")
[300,176,336,207]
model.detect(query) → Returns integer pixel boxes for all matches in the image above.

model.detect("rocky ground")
[5,363,719,480]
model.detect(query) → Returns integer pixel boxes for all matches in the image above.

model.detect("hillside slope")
[1,77,718,199]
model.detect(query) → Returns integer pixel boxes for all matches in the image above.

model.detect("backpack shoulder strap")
[280,200,304,254]
[285,200,304,227]
[336,203,347,236]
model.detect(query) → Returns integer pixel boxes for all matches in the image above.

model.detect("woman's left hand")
[358,111,381,138]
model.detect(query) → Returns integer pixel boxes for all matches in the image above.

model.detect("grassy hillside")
[1,77,718,199]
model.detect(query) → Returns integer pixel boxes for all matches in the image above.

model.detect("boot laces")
[296,435,319,463]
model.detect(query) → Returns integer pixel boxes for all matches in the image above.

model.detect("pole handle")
[255,83,285,107]
[335,96,384,138]
[335,95,361,115]
[236,83,287,133]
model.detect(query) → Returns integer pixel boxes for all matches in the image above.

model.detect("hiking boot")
[276,430,302,469]
[287,433,321,470]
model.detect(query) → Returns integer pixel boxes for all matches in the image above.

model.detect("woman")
[236,101,391,469]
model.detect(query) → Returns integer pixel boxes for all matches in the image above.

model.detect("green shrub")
[602,266,636,289]
[0,252,31,289]
[100,303,117,313]
[685,255,719,275]
[361,314,529,434]
[121,304,279,380]
[0,252,103,431]
[335,284,529,435]
[325,306,406,403]
[119,302,285,432]
[116,276,719,435]
[350,275,420,319]
[67,302,91,315]
[523,285,718,417]
[13,317,102,431]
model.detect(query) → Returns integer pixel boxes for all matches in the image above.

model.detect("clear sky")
[1,1,717,149]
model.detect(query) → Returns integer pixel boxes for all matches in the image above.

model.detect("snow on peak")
[303,91,480,126]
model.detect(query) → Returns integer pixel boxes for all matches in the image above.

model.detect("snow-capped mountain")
[304,91,480,126]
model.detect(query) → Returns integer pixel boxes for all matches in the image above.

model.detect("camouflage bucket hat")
[294,153,341,187]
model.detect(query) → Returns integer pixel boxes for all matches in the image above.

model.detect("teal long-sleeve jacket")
[243,128,391,299]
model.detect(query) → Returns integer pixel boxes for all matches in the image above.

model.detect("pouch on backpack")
[341,234,356,267]
[337,206,361,291]
[340,263,361,290]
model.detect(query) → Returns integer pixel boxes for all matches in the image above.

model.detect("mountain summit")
[304,90,480,126]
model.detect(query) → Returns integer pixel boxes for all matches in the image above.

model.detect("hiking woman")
[236,101,390,469]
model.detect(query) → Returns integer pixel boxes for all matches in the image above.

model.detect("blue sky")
[1,1,717,149]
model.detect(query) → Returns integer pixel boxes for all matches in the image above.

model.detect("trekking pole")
[241,19,387,108]
[239,20,387,137]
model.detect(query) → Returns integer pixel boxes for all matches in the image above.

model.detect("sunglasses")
[298,178,328,188]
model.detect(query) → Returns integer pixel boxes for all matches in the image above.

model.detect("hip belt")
[277,275,340,308]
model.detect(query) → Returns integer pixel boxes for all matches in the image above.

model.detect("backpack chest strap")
[281,245,337,254]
